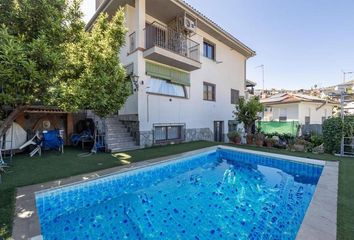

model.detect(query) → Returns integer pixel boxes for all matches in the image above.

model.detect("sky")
[81,0,354,90]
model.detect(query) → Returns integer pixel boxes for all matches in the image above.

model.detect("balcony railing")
[145,22,200,62]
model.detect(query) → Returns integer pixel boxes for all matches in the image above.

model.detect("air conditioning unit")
[184,17,196,32]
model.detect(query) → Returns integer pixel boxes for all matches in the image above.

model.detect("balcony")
[144,22,201,72]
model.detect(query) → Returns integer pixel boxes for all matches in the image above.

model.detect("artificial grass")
[337,158,354,239]
[0,141,352,239]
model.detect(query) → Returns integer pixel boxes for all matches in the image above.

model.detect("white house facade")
[88,0,255,151]
[261,93,336,125]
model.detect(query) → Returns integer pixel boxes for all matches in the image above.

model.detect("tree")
[233,97,264,134]
[0,0,130,117]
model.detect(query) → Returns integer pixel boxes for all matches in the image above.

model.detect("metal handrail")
[145,22,200,62]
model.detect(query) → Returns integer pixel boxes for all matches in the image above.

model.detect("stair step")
[108,140,137,146]
[110,145,141,153]
[106,124,127,130]
[106,132,131,138]
[106,137,135,144]
[106,129,129,135]
[104,117,138,152]
[105,122,125,126]
[108,142,137,149]
[105,119,124,124]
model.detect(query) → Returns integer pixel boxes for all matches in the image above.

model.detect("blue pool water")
[35,148,323,240]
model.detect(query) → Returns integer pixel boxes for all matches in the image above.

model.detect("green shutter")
[146,62,190,86]
[170,69,190,86]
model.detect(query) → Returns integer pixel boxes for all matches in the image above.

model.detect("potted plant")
[227,131,241,144]
[246,133,254,144]
[254,132,265,147]
[293,138,313,152]
[233,97,264,143]
[265,138,276,148]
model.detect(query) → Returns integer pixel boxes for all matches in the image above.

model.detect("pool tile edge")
[295,161,338,240]
[12,145,337,240]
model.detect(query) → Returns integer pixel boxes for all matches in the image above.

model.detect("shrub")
[227,131,241,141]
[288,138,313,152]
[322,116,354,154]
[246,133,254,144]
[233,97,264,134]
[265,138,276,147]
[263,132,294,143]
[310,134,323,147]
[254,132,265,141]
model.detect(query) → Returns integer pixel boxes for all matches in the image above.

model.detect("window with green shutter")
[146,62,190,86]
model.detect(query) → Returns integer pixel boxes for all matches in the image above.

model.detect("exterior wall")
[264,103,299,122]
[140,16,246,142]
[116,2,247,146]
[263,102,333,125]
[298,102,333,125]
[118,5,139,115]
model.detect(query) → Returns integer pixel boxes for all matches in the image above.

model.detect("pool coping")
[11,145,338,240]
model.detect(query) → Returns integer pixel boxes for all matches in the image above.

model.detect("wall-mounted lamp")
[130,74,140,92]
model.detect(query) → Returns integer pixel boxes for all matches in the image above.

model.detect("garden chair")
[42,130,64,154]
[19,131,42,157]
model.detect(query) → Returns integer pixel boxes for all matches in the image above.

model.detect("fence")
[258,121,299,136]
[301,124,323,135]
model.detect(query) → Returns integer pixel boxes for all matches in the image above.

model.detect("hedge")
[323,116,354,154]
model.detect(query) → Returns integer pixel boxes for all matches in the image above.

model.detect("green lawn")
[0,141,353,239]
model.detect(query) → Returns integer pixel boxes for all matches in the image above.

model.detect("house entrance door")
[214,121,224,142]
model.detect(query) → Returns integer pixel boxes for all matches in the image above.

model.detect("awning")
[146,61,190,86]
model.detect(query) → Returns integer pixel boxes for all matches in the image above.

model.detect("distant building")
[261,93,337,125]
[245,79,256,98]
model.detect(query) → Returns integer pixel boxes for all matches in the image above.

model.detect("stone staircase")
[105,116,140,153]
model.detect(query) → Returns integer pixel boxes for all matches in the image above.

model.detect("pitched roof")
[86,0,255,58]
[176,0,255,57]
[23,106,67,114]
[246,79,257,87]
[261,93,337,105]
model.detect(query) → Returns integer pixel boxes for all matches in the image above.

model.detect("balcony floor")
[144,46,201,72]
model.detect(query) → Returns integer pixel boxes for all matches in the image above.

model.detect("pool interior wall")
[35,148,323,240]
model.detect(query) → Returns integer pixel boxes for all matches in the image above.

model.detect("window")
[305,116,310,125]
[203,82,215,101]
[265,107,272,112]
[129,32,136,53]
[322,117,326,123]
[279,108,287,121]
[231,89,240,104]
[154,126,183,142]
[148,78,186,98]
[203,41,215,60]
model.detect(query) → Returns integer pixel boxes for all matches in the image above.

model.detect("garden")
[227,115,354,156]
[229,96,354,156]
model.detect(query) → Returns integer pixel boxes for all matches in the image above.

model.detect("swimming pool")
[35,147,323,240]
